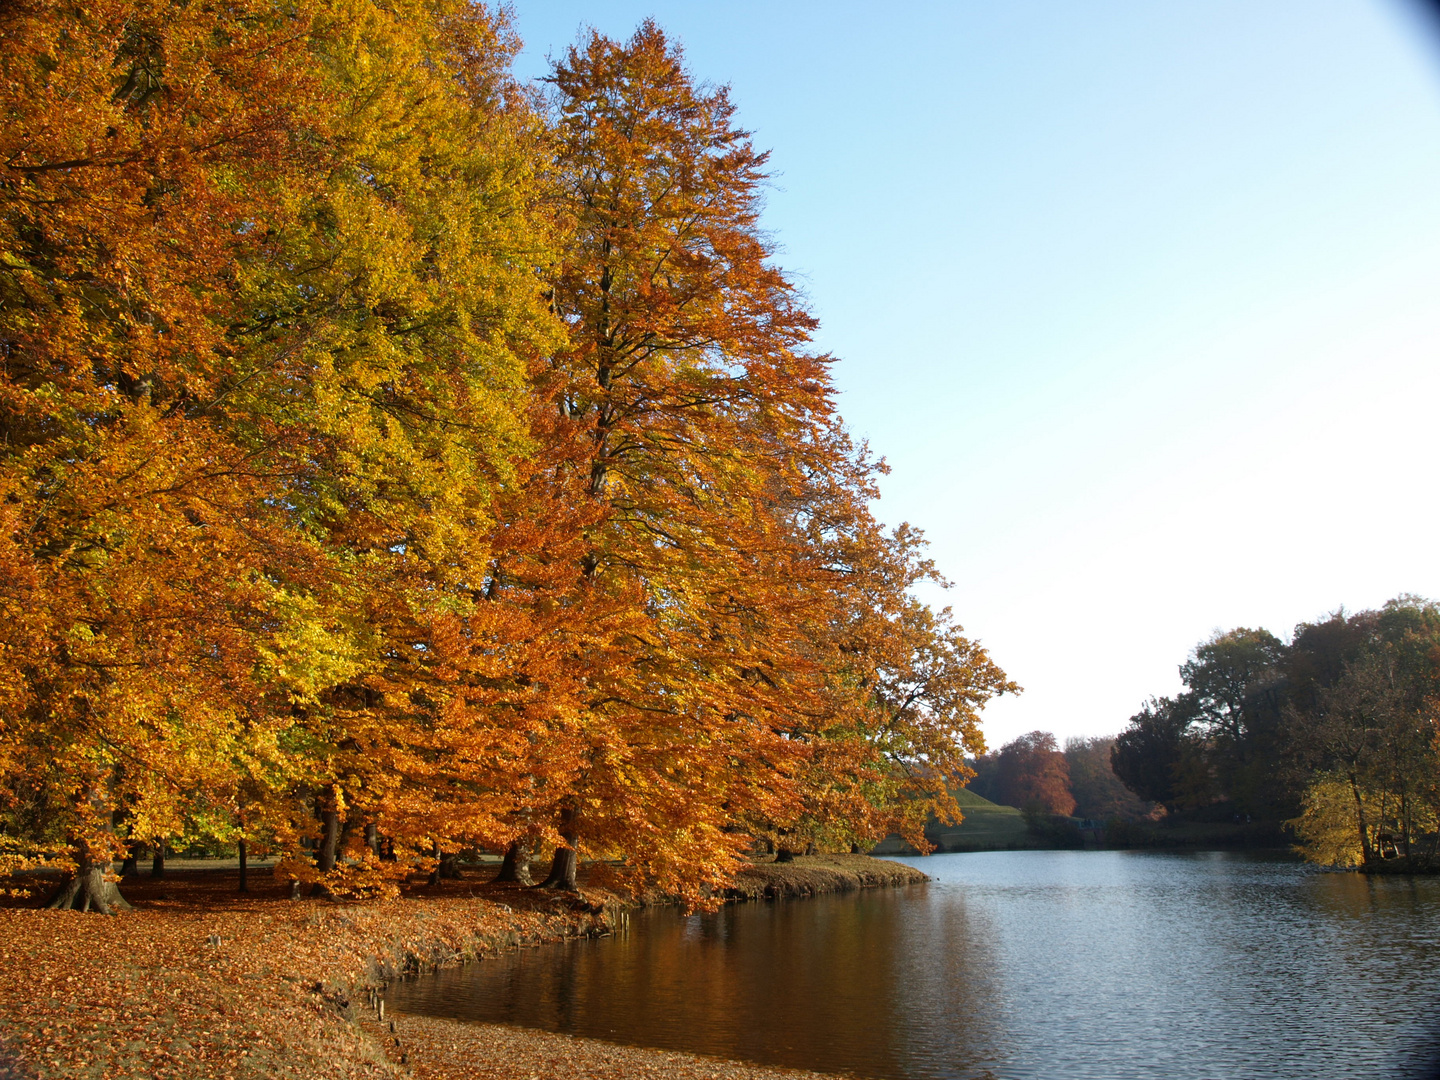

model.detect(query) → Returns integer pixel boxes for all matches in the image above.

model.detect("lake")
[386,850,1440,1079]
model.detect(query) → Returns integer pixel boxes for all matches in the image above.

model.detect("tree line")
[0,2,1017,912]
[1109,596,1440,866]
[968,731,1149,825]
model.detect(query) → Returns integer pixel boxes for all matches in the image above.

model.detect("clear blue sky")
[508,1,1440,748]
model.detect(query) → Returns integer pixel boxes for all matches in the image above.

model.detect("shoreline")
[369,1014,842,1080]
[0,854,919,1079]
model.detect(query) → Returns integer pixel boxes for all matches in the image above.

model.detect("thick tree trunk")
[495,838,534,885]
[539,807,579,891]
[316,800,340,874]
[774,847,797,863]
[150,838,166,879]
[120,846,139,879]
[237,839,249,893]
[364,822,381,859]
[48,852,132,915]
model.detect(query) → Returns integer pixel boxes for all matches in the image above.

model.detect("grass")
[724,854,927,899]
[870,788,1035,854]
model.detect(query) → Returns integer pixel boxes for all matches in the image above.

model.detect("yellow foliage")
[1289,776,1366,867]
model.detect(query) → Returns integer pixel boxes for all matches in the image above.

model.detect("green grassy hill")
[870,788,1033,854]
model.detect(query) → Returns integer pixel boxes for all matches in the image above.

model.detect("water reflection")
[387,851,1440,1079]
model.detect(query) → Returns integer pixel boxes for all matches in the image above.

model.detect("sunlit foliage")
[0,6,1013,910]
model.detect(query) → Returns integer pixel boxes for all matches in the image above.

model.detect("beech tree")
[1,9,1016,910]
[532,21,841,901]
[0,0,335,910]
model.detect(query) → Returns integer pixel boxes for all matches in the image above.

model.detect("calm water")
[386,851,1440,1079]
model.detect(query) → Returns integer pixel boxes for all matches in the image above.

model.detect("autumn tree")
[1,5,1017,911]
[986,732,1075,816]
[0,0,340,910]
[533,22,1014,902]
[250,0,568,894]
[1285,598,1440,864]
[528,20,843,900]
[1063,736,1152,821]
[0,0,562,905]
[778,480,1015,854]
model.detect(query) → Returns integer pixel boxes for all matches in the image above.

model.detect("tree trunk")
[774,847,797,863]
[316,798,340,874]
[237,839,248,893]
[364,822,381,858]
[539,807,579,891]
[150,838,166,879]
[1351,775,1375,864]
[48,850,132,915]
[120,846,139,879]
[495,838,534,885]
[1400,793,1413,858]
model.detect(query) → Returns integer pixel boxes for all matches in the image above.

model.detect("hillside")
[870,789,1032,854]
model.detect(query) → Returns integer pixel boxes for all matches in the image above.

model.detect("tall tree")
[536,22,1014,901]
[1111,697,1194,813]
[1286,598,1440,864]
[0,0,334,910]
[1178,628,1286,813]
[1064,736,1152,821]
[536,20,838,900]
[992,731,1075,816]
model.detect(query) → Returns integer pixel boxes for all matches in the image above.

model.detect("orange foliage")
[0,8,1016,909]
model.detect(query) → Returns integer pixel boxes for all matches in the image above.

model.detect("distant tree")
[1179,628,1287,814]
[994,732,1075,817]
[966,754,1003,805]
[1286,598,1440,864]
[1063,736,1153,821]
[1111,698,1193,812]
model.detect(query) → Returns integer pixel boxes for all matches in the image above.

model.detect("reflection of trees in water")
[388,890,1009,1078]
[390,853,1440,1080]
[886,889,1007,1079]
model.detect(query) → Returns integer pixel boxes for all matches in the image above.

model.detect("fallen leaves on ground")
[0,868,608,1080]
[0,859,896,1078]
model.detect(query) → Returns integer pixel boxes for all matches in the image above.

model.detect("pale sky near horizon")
[508,1,1440,749]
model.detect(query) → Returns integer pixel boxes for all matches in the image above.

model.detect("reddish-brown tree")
[993,732,1077,817]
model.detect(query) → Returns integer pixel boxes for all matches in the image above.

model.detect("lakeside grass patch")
[870,788,1034,854]
[725,854,926,900]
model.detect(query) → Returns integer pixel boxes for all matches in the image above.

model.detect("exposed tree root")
[47,862,132,915]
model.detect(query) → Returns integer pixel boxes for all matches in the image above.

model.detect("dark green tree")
[1111,697,1193,812]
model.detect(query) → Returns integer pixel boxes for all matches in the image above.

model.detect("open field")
[871,788,1033,854]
